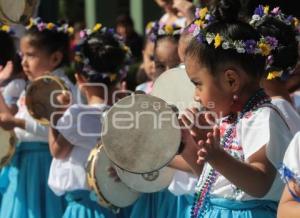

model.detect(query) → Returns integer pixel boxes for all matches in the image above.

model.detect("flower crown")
[196,32,278,56]
[250,5,299,30]
[145,21,182,42]
[250,5,299,80]
[0,22,14,35]
[188,7,279,57]
[75,23,131,83]
[26,17,74,36]
[188,7,215,37]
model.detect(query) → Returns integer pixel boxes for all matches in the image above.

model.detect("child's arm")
[200,126,276,198]
[278,182,300,218]
[169,155,194,174]
[48,125,73,159]
[0,111,25,130]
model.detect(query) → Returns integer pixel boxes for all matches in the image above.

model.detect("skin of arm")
[198,127,277,198]
[277,182,300,218]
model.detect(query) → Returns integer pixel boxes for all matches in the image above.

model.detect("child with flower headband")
[179,0,294,217]
[135,21,157,94]
[47,23,130,218]
[136,21,182,94]
[0,17,80,218]
[250,5,300,136]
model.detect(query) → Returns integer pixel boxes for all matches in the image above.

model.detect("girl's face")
[142,40,155,81]
[185,56,233,117]
[154,39,180,78]
[20,36,60,81]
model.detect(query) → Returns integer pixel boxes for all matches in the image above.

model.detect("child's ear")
[223,69,240,93]
[50,51,63,68]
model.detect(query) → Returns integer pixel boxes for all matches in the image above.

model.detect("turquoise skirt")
[130,189,192,218]
[199,197,278,218]
[63,190,117,218]
[0,142,66,218]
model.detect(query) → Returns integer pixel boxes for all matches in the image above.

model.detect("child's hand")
[55,91,71,112]
[107,166,121,182]
[0,112,16,131]
[0,61,14,83]
[197,125,224,164]
[180,108,215,142]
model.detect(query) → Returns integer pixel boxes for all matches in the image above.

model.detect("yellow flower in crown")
[47,22,55,30]
[123,45,130,52]
[164,25,174,34]
[146,22,154,31]
[109,74,117,82]
[194,19,204,28]
[67,27,74,35]
[267,71,282,80]
[214,33,222,48]
[293,18,299,28]
[199,7,208,20]
[27,18,34,29]
[264,5,269,14]
[1,25,10,32]
[93,23,102,32]
[259,42,271,56]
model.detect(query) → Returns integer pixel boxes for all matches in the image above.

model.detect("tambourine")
[151,67,201,113]
[86,145,140,210]
[0,0,38,25]
[115,166,175,193]
[101,94,181,174]
[25,75,69,125]
[0,127,16,168]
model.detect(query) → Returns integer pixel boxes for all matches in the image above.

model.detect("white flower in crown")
[222,41,231,50]
[193,26,200,37]
[250,15,261,25]
[206,33,215,44]
[234,41,246,53]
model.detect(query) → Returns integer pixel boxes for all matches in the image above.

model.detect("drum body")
[86,145,140,209]
[115,166,175,193]
[0,128,16,168]
[0,0,37,24]
[25,75,69,125]
[101,94,181,174]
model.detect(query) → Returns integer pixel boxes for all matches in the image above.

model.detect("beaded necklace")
[191,89,271,218]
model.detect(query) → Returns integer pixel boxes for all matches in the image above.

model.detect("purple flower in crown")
[254,5,264,17]
[265,36,278,49]
[244,40,256,54]
[196,32,205,43]
[195,8,200,18]
[286,15,293,23]
[79,30,87,39]
[37,22,46,31]
[266,55,274,66]
[188,24,197,34]
[271,7,281,16]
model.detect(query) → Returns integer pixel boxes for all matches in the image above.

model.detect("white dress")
[197,106,292,201]
[279,132,300,189]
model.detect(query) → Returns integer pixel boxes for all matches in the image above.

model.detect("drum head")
[102,94,181,174]
[93,146,140,208]
[0,128,16,168]
[25,75,68,125]
[0,0,37,24]
[151,67,201,113]
[116,166,175,193]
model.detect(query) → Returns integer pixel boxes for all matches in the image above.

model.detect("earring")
[233,94,238,102]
